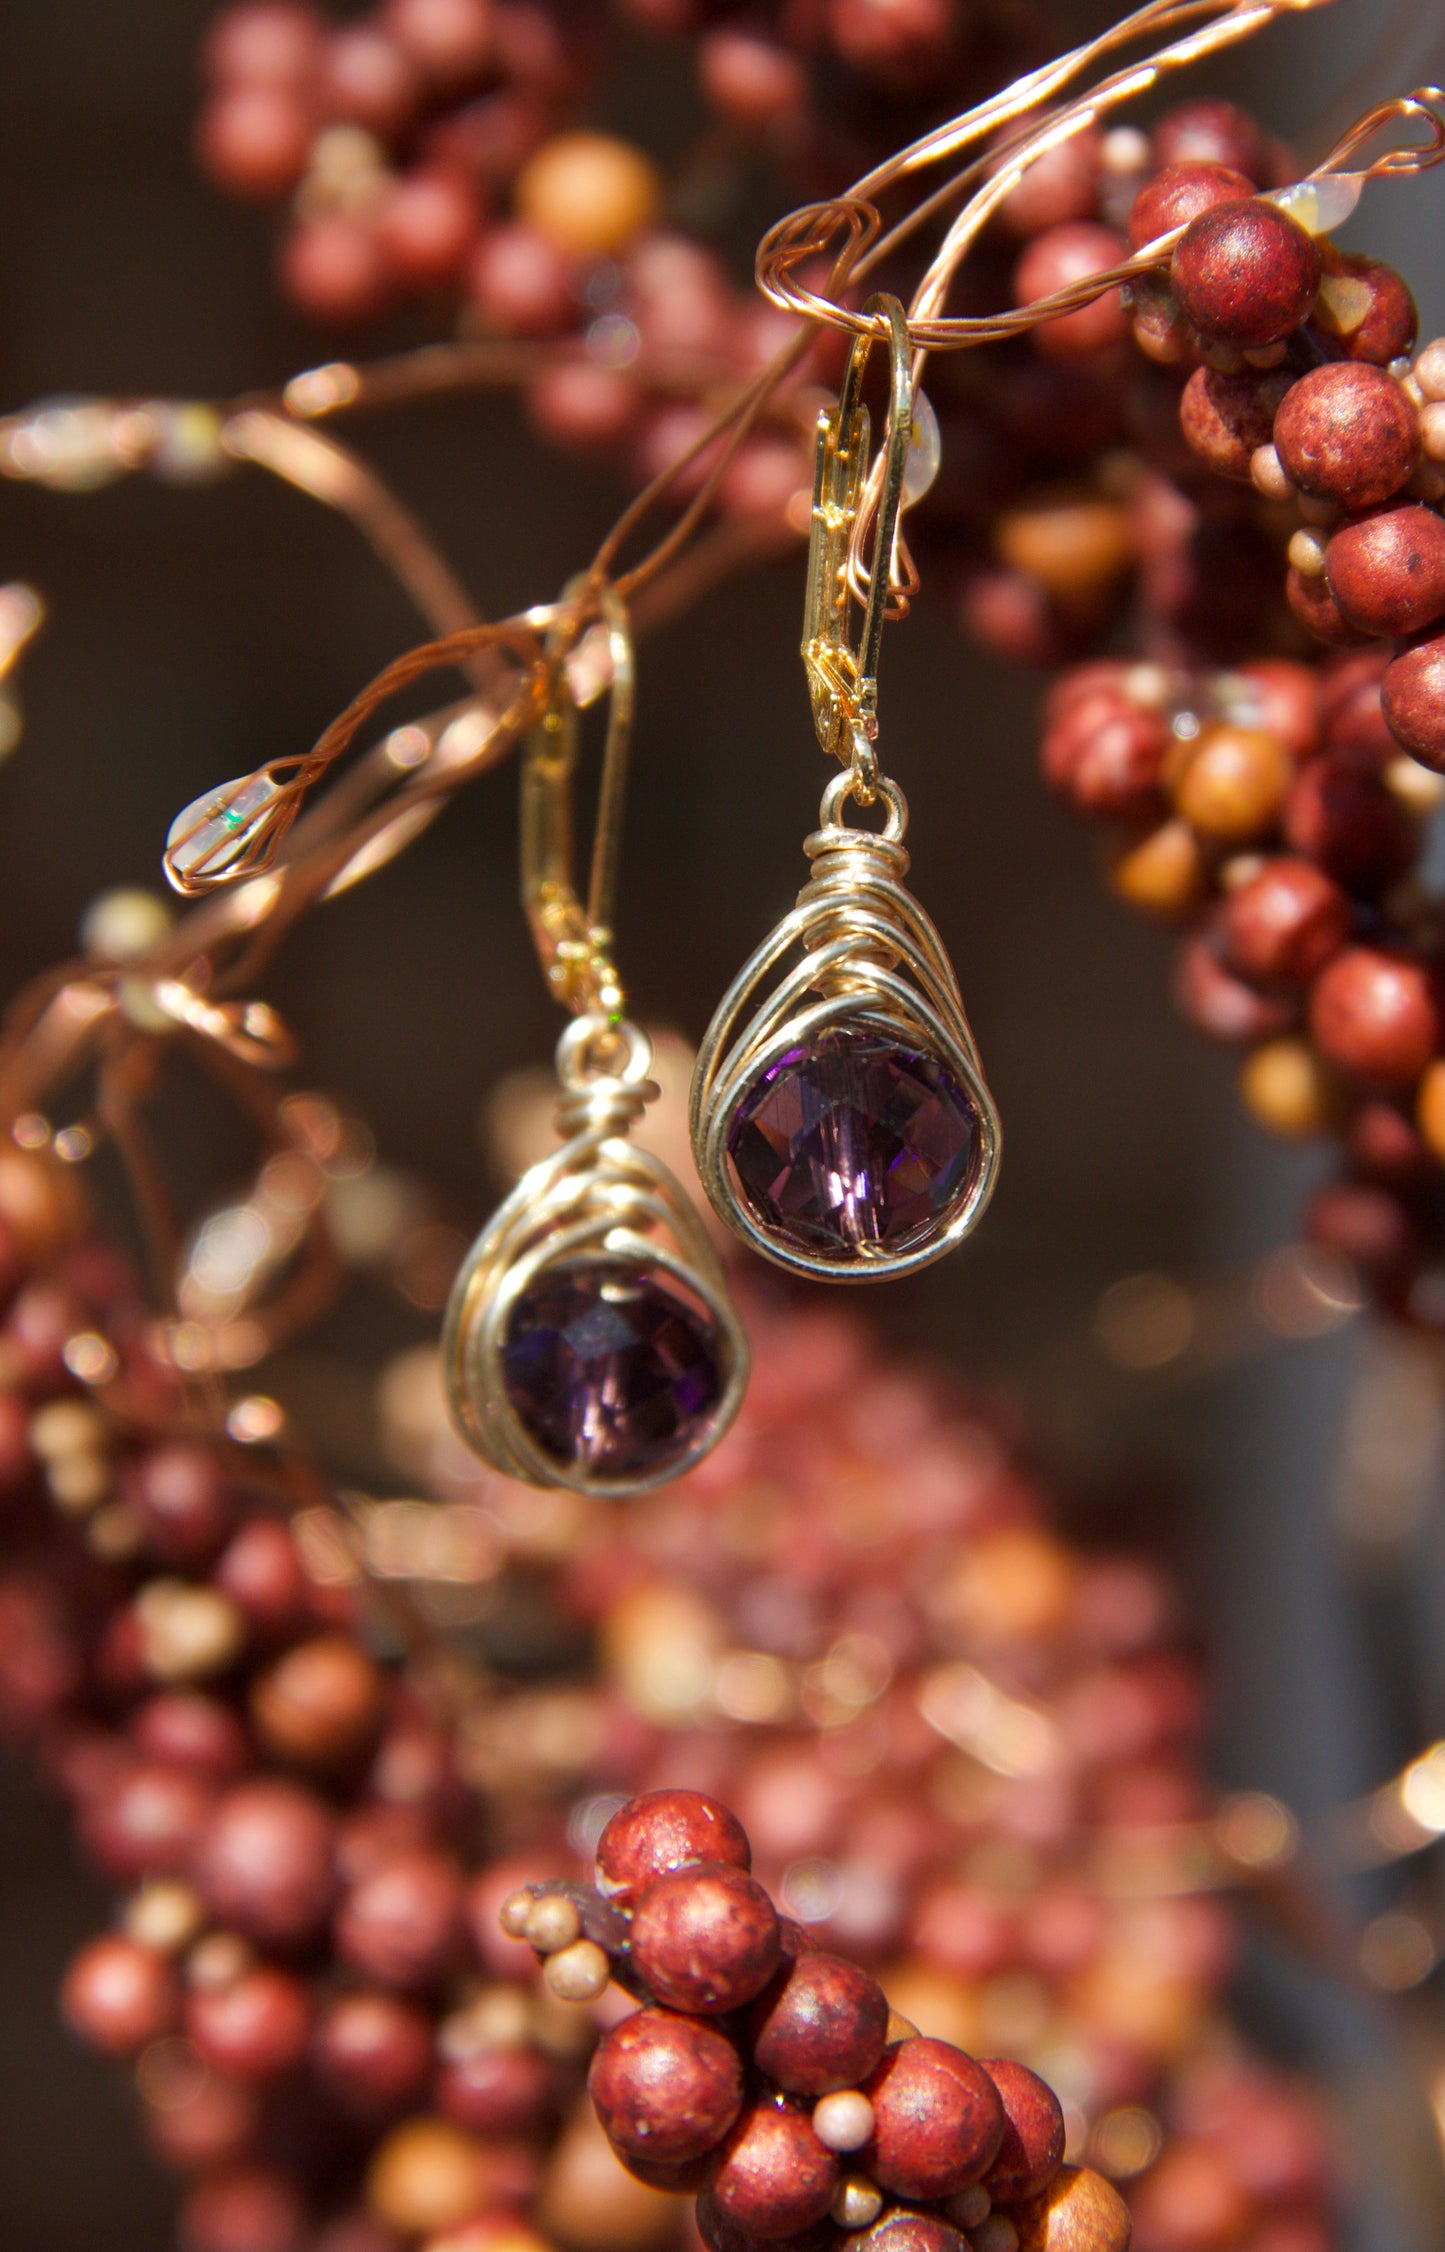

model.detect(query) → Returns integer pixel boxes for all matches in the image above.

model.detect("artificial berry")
[131,1689,250,1780]
[1381,630,1445,769]
[1170,198,1319,347]
[1011,2165,1132,2251]
[628,1861,781,2013]
[365,2115,491,2237]
[317,25,422,132]
[1282,756,1414,892]
[1013,224,1129,361]
[1174,931,1295,1044]
[250,1633,385,1769]
[1109,819,1207,918]
[1151,98,1271,180]
[195,85,313,199]
[1234,659,1322,757]
[1286,562,1371,648]
[1314,251,1418,364]
[1418,1059,1445,1161]
[1239,1036,1340,1139]
[467,222,574,335]
[436,2039,553,2135]
[514,131,660,259]
[847,2217,966,2252]
[588,2004,743,2165]
[1271,363,1419,510]
[178,2165,307,2252]
[981,2058,1067,2204]
[1179,365,1290,480]
[194,1779,337,1947]
[312,1989,435,2116]
[384,0,493,85]
[81,1761,216,1884]
[697,29,809,131]
[706,2099,840,2238]
[596,1787,750,1897]
[1305,1181,1416,1284]
[864,2036,1006,2200]
[1325,504,1445,638]
[1171,722,1293,841]
[1041,691,1167,816]
[336,1847,465,1988]
[750,1950,890,2096]
[1219,858,1352,985]
[998,126,1104,238]
[185,1962,313,2079]
[1127,160,1256,250]
[1308,947,1443,1086]
[61,1933,180,2056]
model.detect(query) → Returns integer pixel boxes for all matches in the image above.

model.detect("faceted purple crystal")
[501,1257,724,1480]
[725,1024,982,1262]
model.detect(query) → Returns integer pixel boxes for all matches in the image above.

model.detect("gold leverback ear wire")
[520,581,634,1022]
[445,576,748,1497]
[802,294,915,806]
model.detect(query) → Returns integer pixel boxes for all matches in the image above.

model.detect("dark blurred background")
[1,1,1443,2244]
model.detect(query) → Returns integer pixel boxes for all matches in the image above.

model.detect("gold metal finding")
[521,582,634,1019]
[801,294,915,800]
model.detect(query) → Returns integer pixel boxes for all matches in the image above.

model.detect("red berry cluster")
[0,1145,591,2252]
[193,0,1024,330]
[407,1271,1338,2252]
[511,1785,1132,2252]
[1152,180,1444,774]
[0,1123,1340,2252]
[1041,646,1444,1327]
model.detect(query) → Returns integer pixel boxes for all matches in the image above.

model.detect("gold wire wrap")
[690,776,1001,1280]
[443,1017,749,1496]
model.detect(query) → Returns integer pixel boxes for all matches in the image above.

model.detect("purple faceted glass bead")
[500,1257,724,1480]
[725,1025,982,1263]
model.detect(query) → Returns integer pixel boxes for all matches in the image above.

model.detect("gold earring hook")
[801,293,914,807]
[520,580,635,1023]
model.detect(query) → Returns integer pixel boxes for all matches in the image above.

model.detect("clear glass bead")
[166,772,280,887]
[1267,173,1362,237]
[902,388,941,506]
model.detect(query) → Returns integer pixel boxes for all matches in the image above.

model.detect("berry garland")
[0,1135,1336,2252]
[509,1783,1131,2252]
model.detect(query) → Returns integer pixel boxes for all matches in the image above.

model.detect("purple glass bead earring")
[690,295,1001,1279]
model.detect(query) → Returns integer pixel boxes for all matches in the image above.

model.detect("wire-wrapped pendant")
[445,1015,749,1496]
[691,774,999,1280]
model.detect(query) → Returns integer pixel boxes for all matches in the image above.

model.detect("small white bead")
[1250,444,1293,501]
[1286,528,1328,578]
[812,2090,876,2152]
[944,2184,992,2228]
[902,389,941,507]
[1413,338,1445,401]
[831,2176,884,2229]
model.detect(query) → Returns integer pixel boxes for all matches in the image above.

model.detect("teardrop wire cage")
[444,1016,749,1496]
[690,772,1002,1282]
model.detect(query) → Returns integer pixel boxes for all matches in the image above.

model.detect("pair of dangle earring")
[691,296,1001,1278]
[443,587,749,1497]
